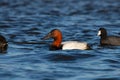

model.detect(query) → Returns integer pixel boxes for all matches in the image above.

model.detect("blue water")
[0,0,120,80]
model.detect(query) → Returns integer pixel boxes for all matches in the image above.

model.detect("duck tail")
[86,44,92,50]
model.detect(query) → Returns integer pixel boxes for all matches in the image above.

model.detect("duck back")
[101,36,120,46]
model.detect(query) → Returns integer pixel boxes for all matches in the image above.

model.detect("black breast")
[49,45,63,50]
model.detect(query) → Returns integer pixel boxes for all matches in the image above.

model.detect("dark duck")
[98,28,120,46]
[0,34,8,53]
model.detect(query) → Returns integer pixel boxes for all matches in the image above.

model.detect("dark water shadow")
[43,52,96,63]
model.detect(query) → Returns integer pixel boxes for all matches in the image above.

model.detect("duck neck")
[101,33,107,39]
[52,36,62,48]
[101,30,107,39]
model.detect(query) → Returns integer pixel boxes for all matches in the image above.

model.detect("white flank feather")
[61,41,88,50]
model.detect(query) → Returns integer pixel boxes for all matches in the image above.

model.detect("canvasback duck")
[98,28,120,46]
[0,35,8,53]
[42,29,91,50]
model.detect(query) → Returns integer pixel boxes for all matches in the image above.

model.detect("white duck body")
[61,41,89,50]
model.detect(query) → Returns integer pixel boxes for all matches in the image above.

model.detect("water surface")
[0,0,120,80]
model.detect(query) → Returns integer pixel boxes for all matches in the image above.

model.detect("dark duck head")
[98,28,107,39]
